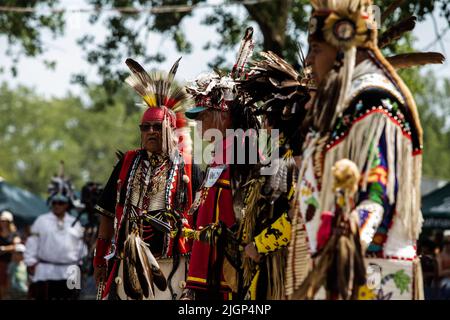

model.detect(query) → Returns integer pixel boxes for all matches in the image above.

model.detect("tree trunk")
[244,0,292,57]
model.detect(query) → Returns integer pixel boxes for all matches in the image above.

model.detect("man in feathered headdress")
[93,58,197,300]
[235,51,313,300]
[25,164,86,300]
[182,27,260,300]
[288,0,444,300]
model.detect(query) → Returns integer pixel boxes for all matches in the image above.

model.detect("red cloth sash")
[186,137,236,294]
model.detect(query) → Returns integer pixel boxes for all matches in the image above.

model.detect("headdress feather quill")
[379,16,417,49]
[378,14,445,70]
[231,26,254,79]
[387,52,446,70]
[381,0,405,23]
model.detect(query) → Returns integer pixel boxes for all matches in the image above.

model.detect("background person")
[436,230,450,299]
[24,193,86,300]
[0,210,21,299]
[7,243,28,300]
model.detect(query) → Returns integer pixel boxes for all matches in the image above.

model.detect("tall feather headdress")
[125,57,191,113]
[124,58,193,156]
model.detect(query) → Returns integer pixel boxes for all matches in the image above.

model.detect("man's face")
[195,109,231,142]
[52,201,69,216]
[140,121,163,153]
[306,40,338,85]
[195,110,213,138]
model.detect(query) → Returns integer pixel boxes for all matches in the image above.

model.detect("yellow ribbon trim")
[187,276,228,286]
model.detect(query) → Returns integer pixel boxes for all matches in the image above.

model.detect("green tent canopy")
[0,179,48,227]
[422,183,450,230]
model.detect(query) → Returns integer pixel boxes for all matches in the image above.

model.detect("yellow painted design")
[357,285,376,300]
[336,194,346,207]
[254,213,291,254]
[367,166,388,185]
[287,184,295,201]
[180,228,200,240]
[283,149,293,159]
[301,186,312,197]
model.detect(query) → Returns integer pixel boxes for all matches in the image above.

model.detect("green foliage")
[73,0,203,96]
[2,0,449,96]
[389,34,450,181]
[414,75,450,180]
[0,0,64,75]
[0,83,141,195]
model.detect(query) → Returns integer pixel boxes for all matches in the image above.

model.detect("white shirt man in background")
[24,194,86,300]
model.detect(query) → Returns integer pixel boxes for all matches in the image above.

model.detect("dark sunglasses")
[139,123,162,132]
[52,201,68,206]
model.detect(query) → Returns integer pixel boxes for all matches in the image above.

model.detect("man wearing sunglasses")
[93,58,198,300]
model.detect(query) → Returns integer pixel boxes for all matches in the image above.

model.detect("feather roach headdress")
[185,27,255,119]
[239,50,313,107]
[124,58,192,156]
[47,160,83,210]
[237,49,314,156]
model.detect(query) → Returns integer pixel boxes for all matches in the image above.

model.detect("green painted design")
[305,196,319,208]
[367,141,381,169]
[371,149,382,168]
[368,182,384,205]
[392,270,411,295]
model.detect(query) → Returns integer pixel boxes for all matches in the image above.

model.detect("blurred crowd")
[0,201,88,300]
[419,230,450,300]
[0,210,28,299]
[3,201,450,300]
